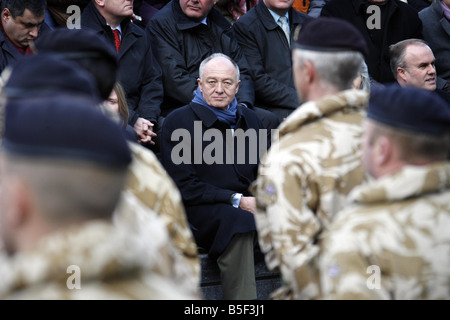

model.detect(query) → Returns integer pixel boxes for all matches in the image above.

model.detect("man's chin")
[424,83,436,91]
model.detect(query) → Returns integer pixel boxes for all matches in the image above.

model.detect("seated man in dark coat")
[161,53,270,300]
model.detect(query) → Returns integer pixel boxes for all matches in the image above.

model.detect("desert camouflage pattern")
[251,89,369,299]
[124,142,200,284]
[319,162,450,300]
[0,190,202,299]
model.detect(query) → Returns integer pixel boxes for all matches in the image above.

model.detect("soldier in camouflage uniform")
[318,85,450,300]
[0,95,200,300]
[124,142,201,286]
[0,190,201,299]
[250,17,370,299]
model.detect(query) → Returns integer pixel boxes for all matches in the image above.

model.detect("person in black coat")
[81,1,163,149]
[419,0,450,93]
[233,0,312,123]
[146,0,280,131]
[161,53,270,300]
[321,0,423,85]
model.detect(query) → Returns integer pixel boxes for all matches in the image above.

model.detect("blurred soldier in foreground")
[319,85,450,300]
[0,55,201,299]
[0,94,199,299]
[2,49,202,290]
[250,17,370,299]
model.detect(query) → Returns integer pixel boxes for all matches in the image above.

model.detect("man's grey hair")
[293,49,364,91]
[198,53,240,82]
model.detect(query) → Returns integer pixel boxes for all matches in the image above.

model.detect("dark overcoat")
[419,1,450,90]
[160,102,269,258]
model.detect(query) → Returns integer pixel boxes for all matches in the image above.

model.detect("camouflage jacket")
[319,162,450,300]
[0,191,202,299]
[124,142,200,284]
[251,89,369,299]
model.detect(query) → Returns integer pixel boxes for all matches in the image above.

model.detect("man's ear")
[397,67,407,82]
[94,0,105,8]
[197,78,203,92]
[235,80,240,95]
[2,8,12,23]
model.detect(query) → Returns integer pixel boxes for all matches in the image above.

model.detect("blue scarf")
[192,88,238,128]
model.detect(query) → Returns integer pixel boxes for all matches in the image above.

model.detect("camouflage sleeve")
[318,210,391,300]
[251,147,323,299]
[125,143,200,283]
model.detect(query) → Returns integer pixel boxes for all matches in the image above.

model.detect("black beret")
[3,54,100,100]
[34,28,118,67]
[293,16,369,59]
[2,95,132,167]
[368,85,450,136]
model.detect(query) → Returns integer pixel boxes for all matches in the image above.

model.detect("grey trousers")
[217,231,257,300]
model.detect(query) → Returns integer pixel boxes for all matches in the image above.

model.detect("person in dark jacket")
[161,53,270,300]
[321,0,423,85]
[146,0,280,131]
[419,0,450,93]
[81,0,163,149]
[233,0,312,123]
[0,0,50,72]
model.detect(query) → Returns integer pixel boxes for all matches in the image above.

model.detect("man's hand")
[134,117,157,145]
[239,196,256,214]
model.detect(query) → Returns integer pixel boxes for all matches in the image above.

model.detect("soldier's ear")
[303,60,315,85]
[2,178,31,230]
[374,135,393,167]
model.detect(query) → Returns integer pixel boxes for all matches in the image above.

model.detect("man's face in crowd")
[179,0,216,21]
[1,8,44,49]
[197,57,240,110]
[399,44,437,91]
